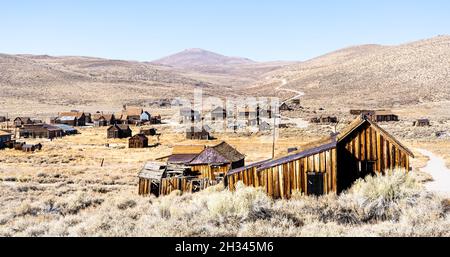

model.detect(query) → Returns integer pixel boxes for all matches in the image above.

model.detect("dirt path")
[276,79,305,103]
[417,148,450,196]
[275,79,308,129]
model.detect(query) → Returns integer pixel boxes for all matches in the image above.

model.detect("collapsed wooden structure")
[138,162,219,196]
[139,141,245,196]
[226,116,414,199]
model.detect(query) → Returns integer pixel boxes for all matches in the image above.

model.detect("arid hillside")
[251,35,450,109]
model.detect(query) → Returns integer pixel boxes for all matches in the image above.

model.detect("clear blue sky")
[1,0,449,61]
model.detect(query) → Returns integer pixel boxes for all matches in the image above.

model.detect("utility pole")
[272,108,277,159]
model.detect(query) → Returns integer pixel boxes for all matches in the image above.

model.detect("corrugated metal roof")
[53,124,77,132]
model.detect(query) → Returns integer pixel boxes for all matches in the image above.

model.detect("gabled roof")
[211,141,245,162]
[15,117,31,122]
[59,112,85,119]
[337,116,414,157]
[189,141,245,165]
[108,124,130,131]
[123,107,143,116]
[92,113,115,121]
[130,134,148,140]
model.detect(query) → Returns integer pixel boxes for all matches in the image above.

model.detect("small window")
[307,172,324,196]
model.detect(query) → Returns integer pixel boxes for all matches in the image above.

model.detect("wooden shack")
[116,106,143,124]
[138,162,167,196]
[0,130,13,149]
[138,162,215,196]
[14,117,33,127]
[19,124,63,139]
[227,116,414,198]
[279,103,293,111]
[53,124,78,135]
[189,141,245,180]
[107,124,132,139]
[413,119,430,127]
[180,108,201,123]
[186,126,210,140]
[371,111,399,122]
[57,112,86,126]
[0,116,7,123]
[310,116,338,124]
[92,113,115,127]
[211,107,227,121]
[22,143,42,153]
[129,134,149,148]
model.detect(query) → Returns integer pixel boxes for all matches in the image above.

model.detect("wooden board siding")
[190,164,230,180]
[139,177,218,196]
[227,149,337,199]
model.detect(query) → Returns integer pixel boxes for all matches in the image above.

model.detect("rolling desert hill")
[252,35,450,111]
[1,35,449,119]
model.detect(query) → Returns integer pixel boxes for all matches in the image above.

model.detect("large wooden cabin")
[226,116,414,198]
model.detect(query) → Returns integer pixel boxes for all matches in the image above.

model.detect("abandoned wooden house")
[0,130,13,149]
[116,106,143,124]
[226,115,414,199]
[19,124,63,139]
[189,141,245,180]
[370,111,399,122]
[413,119,431,127]
[129,134,149,148]
[180,107,201,123]
[14,117,33,127]
[0,116,7,123]
[57,112,86,126]
[140,128,157,136]
[211,107,227,121]
[279,103,293,111]
[350,109,375,116]
[310,116,338,124]
[149,115,162,125]
[138,162,217,196]
[186,126,211,140]
[107,124,132,139]
[53,124,78,135]
[92,113,116,127]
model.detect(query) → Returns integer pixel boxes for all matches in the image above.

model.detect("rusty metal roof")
[256,141,337,171]
[168,154,199,164]
[227,159,272,176]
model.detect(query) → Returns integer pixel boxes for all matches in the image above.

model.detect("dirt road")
[417,148,450,196]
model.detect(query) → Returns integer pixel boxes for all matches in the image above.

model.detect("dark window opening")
[307,172,324,196]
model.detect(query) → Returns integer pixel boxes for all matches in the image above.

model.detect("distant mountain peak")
[152,48,255,69]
